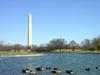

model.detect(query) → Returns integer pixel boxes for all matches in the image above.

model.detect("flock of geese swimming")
[22,66,98,74]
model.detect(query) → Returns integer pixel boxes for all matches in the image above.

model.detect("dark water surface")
[0,53,100,75]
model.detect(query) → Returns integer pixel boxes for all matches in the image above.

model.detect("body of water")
[0,53,100,75]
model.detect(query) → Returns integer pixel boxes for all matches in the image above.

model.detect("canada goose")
[65,70,74,74]
[53,67,58,70]
[22,68,29,73]
[51,70,61,74]
[22,68,36,74]
[35,67,44,71]
[96,67,98,69]
[85,67,90,71]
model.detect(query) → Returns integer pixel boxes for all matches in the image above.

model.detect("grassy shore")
[0,50,100,57]
[0,50,43,57]
[70,50,100,53]
[52,49,100,54]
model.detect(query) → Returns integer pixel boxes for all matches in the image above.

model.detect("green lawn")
[0,50,38,56]
[0,50,100,56]
[52,49,100,53]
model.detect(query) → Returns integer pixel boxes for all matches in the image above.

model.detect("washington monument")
[28,13,32,49]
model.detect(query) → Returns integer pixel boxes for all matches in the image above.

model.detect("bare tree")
[92,36,100,50]
[68,40,79,51]
[81,39,91,50]
[12,44,25,51]
[47,38,67,51]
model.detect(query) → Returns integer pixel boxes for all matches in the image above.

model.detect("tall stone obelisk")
[28,13,32,49]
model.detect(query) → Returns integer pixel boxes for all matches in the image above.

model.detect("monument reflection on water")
[0,53,100,75]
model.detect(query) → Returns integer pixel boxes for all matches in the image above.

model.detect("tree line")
[0,36,100,52]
